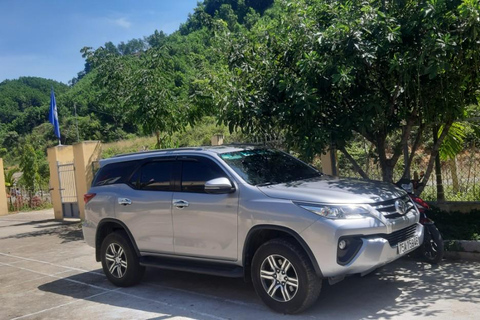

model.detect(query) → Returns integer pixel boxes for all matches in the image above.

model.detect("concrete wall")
[0,158,8,216]
[429,201,480,213]
[47,145,74,220]
[73,141,101,219]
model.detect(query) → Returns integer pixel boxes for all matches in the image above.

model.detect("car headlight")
[295,202,374,219]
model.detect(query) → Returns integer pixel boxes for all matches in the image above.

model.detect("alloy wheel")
[260,254,299,302]
[105,242,128,278]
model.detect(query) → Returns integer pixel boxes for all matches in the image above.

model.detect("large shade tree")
[202,0,480,190]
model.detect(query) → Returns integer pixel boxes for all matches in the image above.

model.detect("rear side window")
[130,161,174,191]
[181,158,227,193]
[93,161,138,187]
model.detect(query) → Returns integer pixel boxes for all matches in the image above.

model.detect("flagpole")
[49,87,62,145]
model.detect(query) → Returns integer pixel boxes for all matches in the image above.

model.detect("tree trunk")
[155,131,161,149]
[416,121,453,196]
[403,124,424,180]
[434,126,445,201]
[339,146,370,179]
[450,157,460,194]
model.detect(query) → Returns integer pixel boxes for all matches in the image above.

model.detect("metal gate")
[57,162,80,218]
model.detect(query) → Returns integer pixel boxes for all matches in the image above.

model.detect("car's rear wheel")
[251,238,322,314]
[100,231,145,287]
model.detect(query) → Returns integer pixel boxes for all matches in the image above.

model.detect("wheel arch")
[95,218,140,262]
[242,225,323,279]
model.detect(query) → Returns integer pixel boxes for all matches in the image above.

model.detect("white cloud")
[108,17,132,29]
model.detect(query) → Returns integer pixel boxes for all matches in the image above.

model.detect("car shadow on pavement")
[0,222,83,243]
[307,258,480,319]
[36,258,480,319]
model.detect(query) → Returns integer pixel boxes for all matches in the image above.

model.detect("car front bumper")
[301,216,424,278]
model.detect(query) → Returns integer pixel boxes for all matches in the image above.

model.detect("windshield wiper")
[256,181,278,187]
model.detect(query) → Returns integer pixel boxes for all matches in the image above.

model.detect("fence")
[337,143,480,201]
[7,186,52,212]
[421,149,479,201]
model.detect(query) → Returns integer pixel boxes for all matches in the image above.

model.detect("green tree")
[19,143,40,206]
[203,0,480,190]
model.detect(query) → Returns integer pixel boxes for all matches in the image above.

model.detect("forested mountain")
[0,0,273,165]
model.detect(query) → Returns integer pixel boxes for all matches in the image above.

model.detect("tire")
[100,231,145,287]
[422,224,444,264]
[251,238,322,314]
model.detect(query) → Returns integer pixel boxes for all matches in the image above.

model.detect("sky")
[0,0,199,84]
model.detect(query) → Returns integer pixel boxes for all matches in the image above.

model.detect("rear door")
[172,156,239,260]
[115,158,175,254]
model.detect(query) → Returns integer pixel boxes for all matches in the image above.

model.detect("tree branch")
[390,117,414,167]
[339,146,370,180]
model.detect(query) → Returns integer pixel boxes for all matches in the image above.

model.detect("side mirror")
[205,177,235,194]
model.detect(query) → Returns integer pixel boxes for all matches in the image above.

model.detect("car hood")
[257,176,406,204]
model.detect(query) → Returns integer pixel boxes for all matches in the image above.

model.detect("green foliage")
[439,122,467,160]
[19,143,40,193]
[200,0,480,183]
[428,207,480,241]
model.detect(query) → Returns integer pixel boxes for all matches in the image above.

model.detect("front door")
[172,156,238,261]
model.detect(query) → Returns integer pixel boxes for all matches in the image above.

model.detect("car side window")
[93,161,138,187]
[181,158,227,193]
[130,161,173,191]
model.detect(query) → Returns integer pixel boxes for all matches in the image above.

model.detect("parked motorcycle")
[397,179,444,264]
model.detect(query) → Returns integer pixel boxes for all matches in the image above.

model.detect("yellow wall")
[47,145,74,220]
[0,158,8,216]
[73,141,101,219]
[321,149,339,176]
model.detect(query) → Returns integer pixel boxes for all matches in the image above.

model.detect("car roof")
[99,145,263,166]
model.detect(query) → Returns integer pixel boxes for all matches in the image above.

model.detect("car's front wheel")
[100,231,145,287]
[251,238,322,314]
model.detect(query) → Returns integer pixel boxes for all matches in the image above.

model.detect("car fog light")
[338,240,347,250]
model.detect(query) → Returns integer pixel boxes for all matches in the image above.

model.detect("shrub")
[427,207,480,241]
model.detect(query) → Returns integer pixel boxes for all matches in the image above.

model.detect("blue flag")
[49,88,61,139]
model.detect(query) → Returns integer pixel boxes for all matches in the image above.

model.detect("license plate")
[397,236,420,254]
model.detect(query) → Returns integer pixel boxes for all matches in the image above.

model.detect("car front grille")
[379,224,418,246]
[371,195,416,219]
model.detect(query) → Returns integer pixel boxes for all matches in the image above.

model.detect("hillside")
[0,0,275,166]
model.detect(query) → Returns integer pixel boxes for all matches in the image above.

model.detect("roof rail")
[220,143,264,147]
[112,147,204,158]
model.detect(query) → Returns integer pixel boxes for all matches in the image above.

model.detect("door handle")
[173,199,189,209]
[118,198,132,206]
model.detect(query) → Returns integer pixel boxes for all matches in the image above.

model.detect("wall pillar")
[47,145,74,220]
[73,141,102,220]
[321,148,339,176]
[211,134,224,146]
[0,158,8,216]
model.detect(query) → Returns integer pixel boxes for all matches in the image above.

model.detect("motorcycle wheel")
[422,224,444,264]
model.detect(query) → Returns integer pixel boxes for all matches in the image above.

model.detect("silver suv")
[82,146,423,314]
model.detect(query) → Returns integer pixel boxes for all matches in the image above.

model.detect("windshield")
[219,149,322,186]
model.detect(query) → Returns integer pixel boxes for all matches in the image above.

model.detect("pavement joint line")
[9,289,119,320]
[2,261,230,320]
[113,288,229,320]
[0,252,104,276]
[146,282,262,309]
[2,269,72,289]
[0,262,67,278]
[3,252,259,318]
[1,261,115,292]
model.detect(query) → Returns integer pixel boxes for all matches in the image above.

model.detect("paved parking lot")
[1,209,479,320]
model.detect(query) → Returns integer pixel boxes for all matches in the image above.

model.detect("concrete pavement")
[1,209,479,319]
